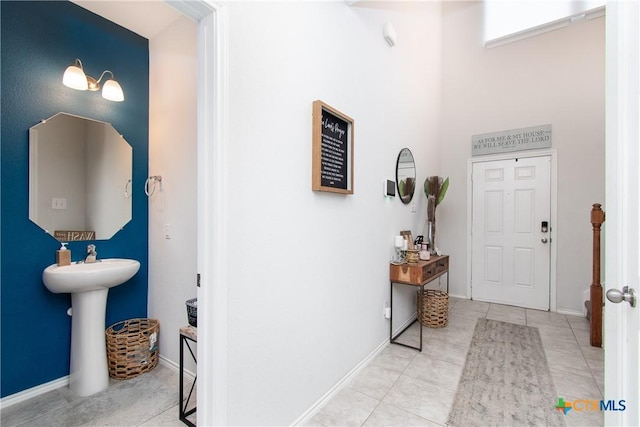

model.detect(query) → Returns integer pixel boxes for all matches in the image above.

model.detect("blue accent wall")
[1,1,149,397]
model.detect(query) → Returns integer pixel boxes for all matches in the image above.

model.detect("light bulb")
[102,79,124,102]
[63,64,88,90]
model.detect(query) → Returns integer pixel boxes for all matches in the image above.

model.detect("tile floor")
[306,298,604,427]
[1,299,603,427]
[1,363,194,427]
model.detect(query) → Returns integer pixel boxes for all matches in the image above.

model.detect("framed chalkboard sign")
[312,100,354,194]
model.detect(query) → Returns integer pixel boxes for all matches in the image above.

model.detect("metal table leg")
[389,281,423,352]
[179,333,197,427]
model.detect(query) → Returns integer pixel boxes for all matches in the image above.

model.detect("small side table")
[389,255,449,351]
[179,325,197,427]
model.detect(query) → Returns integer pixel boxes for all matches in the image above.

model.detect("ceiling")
[71,1,184,39]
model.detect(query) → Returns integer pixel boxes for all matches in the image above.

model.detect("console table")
[179,326,197,427]
[389,255,449,351]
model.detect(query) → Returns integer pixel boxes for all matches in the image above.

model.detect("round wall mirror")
[29,112,132,241]
[396,148,416,204]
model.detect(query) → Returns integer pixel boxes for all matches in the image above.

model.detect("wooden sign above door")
[472,124,551,156]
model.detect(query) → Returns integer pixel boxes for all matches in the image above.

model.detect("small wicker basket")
[106,318,159,380]
[417,289,448,328]
[405,249,420,263]
[185,298,197,327]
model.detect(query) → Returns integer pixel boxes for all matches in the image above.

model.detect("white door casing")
[471,155,552,310]
[168,1,229,426]
[604,1,640,425]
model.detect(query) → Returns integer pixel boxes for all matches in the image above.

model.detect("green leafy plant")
[424,176,449,222]
[423,176,449,252]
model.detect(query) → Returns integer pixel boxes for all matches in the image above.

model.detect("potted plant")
[424,176,449,254]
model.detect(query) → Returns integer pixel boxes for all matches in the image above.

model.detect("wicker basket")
[106,318,159,380]
[185,298,197,327]
[417,289,448,328]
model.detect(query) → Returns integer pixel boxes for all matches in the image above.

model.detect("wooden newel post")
[590,203,605,347]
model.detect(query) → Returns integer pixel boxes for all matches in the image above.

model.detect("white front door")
[471,156,551,310]
[604,1,639,425]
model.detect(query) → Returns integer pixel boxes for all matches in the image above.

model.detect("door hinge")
[197,273,201,288]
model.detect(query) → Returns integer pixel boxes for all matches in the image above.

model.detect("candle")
[394,235,404,248]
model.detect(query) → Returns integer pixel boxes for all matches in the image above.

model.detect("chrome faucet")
[85,244,97,263]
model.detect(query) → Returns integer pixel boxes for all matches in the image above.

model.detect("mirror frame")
[28,112,133,241]
[396,148,416,204]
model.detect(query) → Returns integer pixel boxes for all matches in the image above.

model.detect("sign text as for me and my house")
[472,124,551,156]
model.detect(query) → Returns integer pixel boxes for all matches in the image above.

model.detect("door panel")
[472,156,551,309]
[604,1,639,424]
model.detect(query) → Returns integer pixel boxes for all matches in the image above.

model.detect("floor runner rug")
[447,318,565,426]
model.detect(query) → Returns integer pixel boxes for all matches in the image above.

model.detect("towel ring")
[145,175,163,196]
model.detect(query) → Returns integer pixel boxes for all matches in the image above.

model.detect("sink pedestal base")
[70,288,110,396]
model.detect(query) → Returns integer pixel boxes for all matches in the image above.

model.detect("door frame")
[466,149,558,311]
[604,0,639,425]
[167,1,229,425]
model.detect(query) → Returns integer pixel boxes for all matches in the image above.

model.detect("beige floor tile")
[362,402,442,427]
[405,354,463,392]
[545,348,591,376]
[0,389,70,427]
[539,333,582,355]
[450,299,490,314]
[585,357,604,396]
[486,311,527,325]
[487,304,526,325]
[447,308,486,324]
[526,309,570,329]
[419,337,469,367]
[488,303,526,313]
[382,375,455,425]
[567,314,591,331]
[428,327,473,349]
[139,405,186,426]
[574,329,605,361]
[446,312,481,331]
[534,322,577,341]
[550,369,602,400]
[348,364,404,400]
[312,388,379,427]
[370,344,418,371]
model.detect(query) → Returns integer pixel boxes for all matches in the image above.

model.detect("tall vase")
[428,220,436,255]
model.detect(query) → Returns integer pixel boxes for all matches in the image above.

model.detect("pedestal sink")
[43,259,140,396]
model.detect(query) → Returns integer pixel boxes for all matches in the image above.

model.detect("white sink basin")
[43,258,140,293]
[42,257,140,396]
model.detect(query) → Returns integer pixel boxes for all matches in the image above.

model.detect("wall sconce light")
[63,58,124,102]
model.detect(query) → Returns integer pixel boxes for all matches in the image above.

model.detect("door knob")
[606,286,637,307]
[541,238,548,244]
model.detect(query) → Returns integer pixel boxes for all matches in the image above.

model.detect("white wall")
[148,16,198,371]
[439,2,605,314]
[224,2,442,424]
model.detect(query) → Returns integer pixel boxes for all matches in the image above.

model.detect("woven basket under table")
[106,318,159,380]
[417,289,449,328]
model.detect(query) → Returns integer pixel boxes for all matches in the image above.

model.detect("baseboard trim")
[291,315,416,426]
[1,355,192,410]
[291,338,389,426]
[556,308,585,317]
[0,376,69,410]
[158,354,195,381]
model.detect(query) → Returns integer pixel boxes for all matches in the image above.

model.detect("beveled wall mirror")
[29,112,132,241]
[396,148,416,204]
